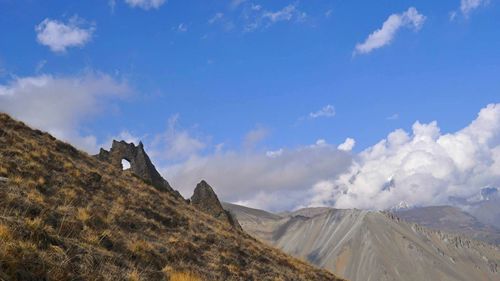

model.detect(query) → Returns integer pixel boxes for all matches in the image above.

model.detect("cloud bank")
[163,139,352,211]
[308,103,500,210]
[354,7,425,55]
[0,72,130,152]
[35,16,95,53]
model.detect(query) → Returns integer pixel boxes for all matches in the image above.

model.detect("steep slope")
[0,113,343,281]
[225,204,500,281]
[394,205,500,245]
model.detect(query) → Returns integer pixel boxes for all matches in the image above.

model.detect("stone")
[96,140,179,196]
[191,180,242,230]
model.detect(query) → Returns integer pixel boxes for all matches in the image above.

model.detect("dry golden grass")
[0,224,12,241]
[76,207,91,222]
[168,271,202,281]
[0,113,344,281]
[128,269,142,281]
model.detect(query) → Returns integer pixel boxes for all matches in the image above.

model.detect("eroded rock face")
[191,180,242,230]
[97,140,176,194]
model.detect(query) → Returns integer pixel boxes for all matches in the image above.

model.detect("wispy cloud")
[243,3,307,32]
[309,104,336,119]
[209,13,224,24]
[354,7,425,55]
[149,114,207,161]
[451,0,488,19]
[243,126,269,149]
[176,23,188,32]
[230,0,247,9]
[35,16,95,53]
[386,113,399,120]
[124,0,166,10]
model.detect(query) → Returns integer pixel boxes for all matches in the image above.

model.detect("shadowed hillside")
[0,113,343,281]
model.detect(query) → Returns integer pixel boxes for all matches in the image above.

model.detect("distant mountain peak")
[389,200,413,211]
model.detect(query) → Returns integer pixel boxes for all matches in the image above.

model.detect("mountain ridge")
[225,203,500,281]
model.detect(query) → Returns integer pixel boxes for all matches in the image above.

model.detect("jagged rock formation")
[96,140,178,195]
[225,203,500,281]
[191,180,242,230]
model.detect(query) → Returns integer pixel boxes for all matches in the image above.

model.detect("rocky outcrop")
[191,180,242,230]
[96,140,179,196]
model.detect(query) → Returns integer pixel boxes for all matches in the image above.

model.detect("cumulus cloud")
[354,7,425,55]
[0,72,130,152]
[124,0,166,10]
[307,104,500,210]
[35,16,95,53]
[163,139,353,211]
[309,104,336,119]
[338,138,356,152]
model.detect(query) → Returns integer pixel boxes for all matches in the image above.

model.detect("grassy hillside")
[0,113,343,281]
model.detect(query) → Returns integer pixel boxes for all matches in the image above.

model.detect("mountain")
[224,204,500,281]
[0,113,343,281]
[466,190,500,230]
[393,205,500,245]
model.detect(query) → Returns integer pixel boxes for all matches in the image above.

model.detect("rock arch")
[96,140,176,194]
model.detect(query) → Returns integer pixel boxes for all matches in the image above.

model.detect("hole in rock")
[122,159,131,170]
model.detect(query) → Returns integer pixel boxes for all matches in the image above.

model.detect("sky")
[0,0,499,211]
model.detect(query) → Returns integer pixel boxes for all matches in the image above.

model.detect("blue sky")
[1,0,499,210]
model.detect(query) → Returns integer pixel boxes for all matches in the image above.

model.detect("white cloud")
[35,16,95,53]
[338,138,356,152]
[243,126,269,149]
[124,0,166,10]
[459,0,488,17]
[209,13,224,24]
[163,139,352,211]
[263,4,298,22]
[243,3,307,32]
[149,114,206,161]
[266,148,284,158]
[109,0,117,12]
[307,104,500,210]
[325,9,333,18]
[176,23,188,32]
[230,0,247,9]
[354,7,425,55]
[0,72,130,152]
[309,104,336,119]
[386,113,399,120]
